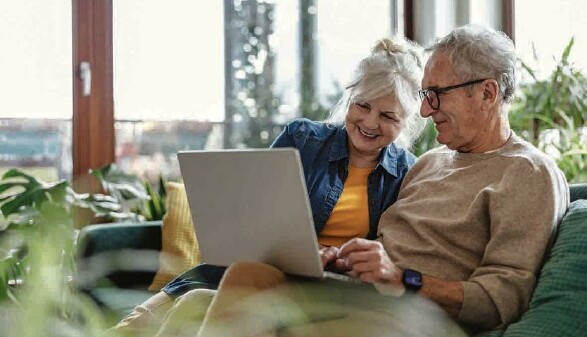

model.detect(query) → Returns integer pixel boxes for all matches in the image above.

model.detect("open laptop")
[177,148,363,284]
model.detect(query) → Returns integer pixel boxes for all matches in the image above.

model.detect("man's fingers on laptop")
[324,258,349,273]
[351,261,402,285]
[340,245,390,268]
[320,246,339,266]
[337,238,383,258]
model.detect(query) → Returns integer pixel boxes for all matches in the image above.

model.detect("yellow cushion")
[148,182,202,291]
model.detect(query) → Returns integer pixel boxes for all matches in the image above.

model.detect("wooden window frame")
[502,0,515,43]
[72,0,114,191]
[403,0,414,41]
[403,0,515,42]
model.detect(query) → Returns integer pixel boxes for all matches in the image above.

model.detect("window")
[111,0,400,183]
[113,0,224,182]
[2,0,407,184]
[411,0,506,46]
[0,0,72,181]
[516,0,587,79]
[317,0,391,106]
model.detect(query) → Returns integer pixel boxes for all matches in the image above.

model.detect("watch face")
[403,269,422,291]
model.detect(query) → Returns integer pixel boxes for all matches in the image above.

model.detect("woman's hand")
[337,238,404,294]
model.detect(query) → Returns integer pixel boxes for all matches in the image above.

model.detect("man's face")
[419,52,489,152]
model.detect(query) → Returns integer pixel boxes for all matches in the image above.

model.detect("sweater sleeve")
[458,160,568,329]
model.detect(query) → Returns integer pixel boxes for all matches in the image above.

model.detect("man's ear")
[481,79,499,111]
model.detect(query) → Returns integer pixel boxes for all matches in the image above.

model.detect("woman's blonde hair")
[326,36,426,149]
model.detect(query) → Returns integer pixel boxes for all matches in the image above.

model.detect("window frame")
[72,0,114,191]
[68,0,515,189]
[402,0,515,42]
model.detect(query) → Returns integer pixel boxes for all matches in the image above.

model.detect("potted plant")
[0,163,170,336]
[510,38,587,183]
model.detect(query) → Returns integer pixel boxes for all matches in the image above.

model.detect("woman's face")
[345,92,405,160]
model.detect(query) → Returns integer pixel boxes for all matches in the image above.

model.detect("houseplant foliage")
[0,169,107,303]
[0,169,109,336]
[0,164,167,290]
[412,119,440,157]
[91,163,167,222]
[0,163,168,336]
[510,38,587,182]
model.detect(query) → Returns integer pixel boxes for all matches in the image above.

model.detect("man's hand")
[319,246,349,273]
[336,241,464,316]
[337,238,402,288]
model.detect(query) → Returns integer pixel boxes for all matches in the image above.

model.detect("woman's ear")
[481,79,499,111]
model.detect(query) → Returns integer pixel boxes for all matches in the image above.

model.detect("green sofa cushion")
[77,221,162,289]
[489,200,587,337]
[570,183,587,202]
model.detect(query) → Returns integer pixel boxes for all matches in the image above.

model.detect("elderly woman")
[110,36,425,337]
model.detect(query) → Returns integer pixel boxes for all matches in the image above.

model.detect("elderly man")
[347,23,569,332]
[131,25,569,337]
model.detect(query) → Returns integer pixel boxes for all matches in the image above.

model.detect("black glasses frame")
[418,79,488,110]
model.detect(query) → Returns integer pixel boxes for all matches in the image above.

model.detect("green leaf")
[562,149,587,156]
[87,200,121,213]
[7,205,43,227]
[39,202,71,229]
[91,163,149,201]
[0,179,71,217]
[158,175,167,200]
[561,37,575,62]
[1,186,48,216]
[520,60,538,82]
[0,181,26,197]
[1,168,39,183]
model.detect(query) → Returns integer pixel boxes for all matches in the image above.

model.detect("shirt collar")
[328,124,400,177]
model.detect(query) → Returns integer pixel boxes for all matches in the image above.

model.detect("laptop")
[177,148,363,284]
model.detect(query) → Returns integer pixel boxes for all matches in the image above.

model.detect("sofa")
[76,220,162,321]
[76,183,587,334]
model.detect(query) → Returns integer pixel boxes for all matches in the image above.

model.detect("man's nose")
[420,100,435,118]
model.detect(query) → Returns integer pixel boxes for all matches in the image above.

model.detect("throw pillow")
[148,182,202,291]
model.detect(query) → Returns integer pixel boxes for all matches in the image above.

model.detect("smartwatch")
[402,268,422,292]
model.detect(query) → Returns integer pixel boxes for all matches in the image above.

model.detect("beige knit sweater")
[378,134,569,330]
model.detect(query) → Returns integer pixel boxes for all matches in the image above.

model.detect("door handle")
[79,61,92,97]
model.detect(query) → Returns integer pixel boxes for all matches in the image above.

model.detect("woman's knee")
[222,261,287,288]
[173,288,216,310]
[109,291,173,332]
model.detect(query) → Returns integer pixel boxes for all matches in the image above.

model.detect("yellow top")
[318,165,372,247]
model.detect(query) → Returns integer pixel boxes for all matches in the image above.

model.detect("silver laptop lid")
[177,148,324,278]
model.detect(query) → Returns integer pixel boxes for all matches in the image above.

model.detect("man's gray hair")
[327,36,426,149]
[428,24,516,103]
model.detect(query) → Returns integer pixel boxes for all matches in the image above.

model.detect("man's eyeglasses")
[418,79,487,110]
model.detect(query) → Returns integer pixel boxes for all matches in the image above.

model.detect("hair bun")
[372,37,424,70]
[373,38,405,55]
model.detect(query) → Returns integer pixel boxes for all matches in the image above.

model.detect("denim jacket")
[271,118,416,239]
[163,118,415,297]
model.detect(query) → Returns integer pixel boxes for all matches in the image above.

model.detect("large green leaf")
[5,205,43,228]
[91,163,149,201]
[0,180,69,217]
